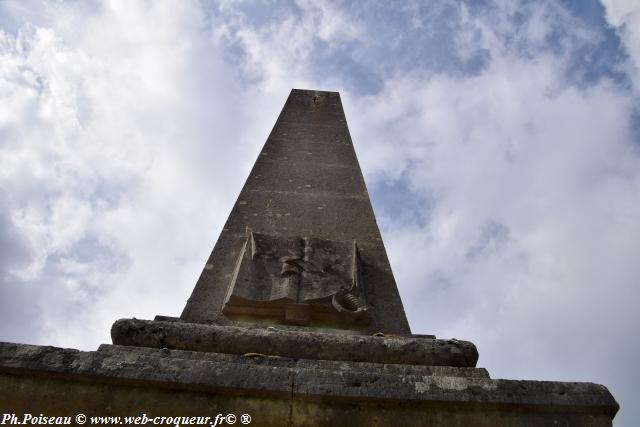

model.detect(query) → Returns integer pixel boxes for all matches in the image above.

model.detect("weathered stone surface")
[0,342,618,426]
[111,318,478,367]
[181,89,411,335]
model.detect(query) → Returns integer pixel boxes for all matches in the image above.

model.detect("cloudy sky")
[1,0,639,424]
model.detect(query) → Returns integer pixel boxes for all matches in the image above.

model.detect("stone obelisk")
[0,89,618,426]
[181,89,410,334]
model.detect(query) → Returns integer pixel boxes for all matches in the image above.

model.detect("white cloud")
[0,1,283,348]
[295,0,363,45]
[210,0,361,94]
[601,0,640,92]
[345,3,640,424]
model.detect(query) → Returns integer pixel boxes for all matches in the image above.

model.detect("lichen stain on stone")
[433,376,469,391]
[75,352,99,370]
[15,345,47,358]
[480,380,498,391]
[414,380,430,393]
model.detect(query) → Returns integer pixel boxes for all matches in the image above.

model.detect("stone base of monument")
[0,318,618,426]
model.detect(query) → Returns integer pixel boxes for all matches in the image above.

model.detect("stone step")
[111,318,478,367]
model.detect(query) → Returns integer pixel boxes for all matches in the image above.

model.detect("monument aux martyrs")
[0,89,618,426]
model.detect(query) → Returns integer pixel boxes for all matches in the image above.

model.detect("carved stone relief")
[223,230,370,327]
